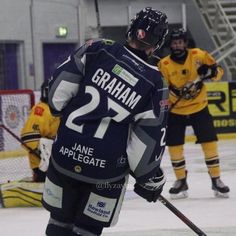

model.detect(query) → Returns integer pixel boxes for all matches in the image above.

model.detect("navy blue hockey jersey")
[48,39,169,184]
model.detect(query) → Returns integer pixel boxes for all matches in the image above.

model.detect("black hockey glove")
[197,64,218,80]
[181,80,203,100]
[33,168,46,182]
[134,169,166,202]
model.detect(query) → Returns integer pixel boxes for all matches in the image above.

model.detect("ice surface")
[0,139,235,236]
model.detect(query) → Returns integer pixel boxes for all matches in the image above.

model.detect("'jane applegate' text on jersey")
[48,39,169,184]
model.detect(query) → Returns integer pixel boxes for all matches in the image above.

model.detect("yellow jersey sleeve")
[201,50,224,81]
[21,102,60,169]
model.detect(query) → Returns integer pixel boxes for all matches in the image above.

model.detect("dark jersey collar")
[170,50,188,64]
[124,44,148,62]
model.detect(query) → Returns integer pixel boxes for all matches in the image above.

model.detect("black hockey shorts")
[166,106,218,146]
[42,162,128,229]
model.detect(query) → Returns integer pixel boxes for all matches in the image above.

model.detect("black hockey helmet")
[40,80,49,103]
[170,28,187,42]
[126,7,168,50]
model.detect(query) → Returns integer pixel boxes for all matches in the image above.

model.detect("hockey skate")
[169,177,188,199]
[211,177,230,198]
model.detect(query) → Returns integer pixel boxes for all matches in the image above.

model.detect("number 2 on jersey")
[65,86,130,139]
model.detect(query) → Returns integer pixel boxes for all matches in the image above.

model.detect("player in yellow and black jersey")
[158,28,230,198]
[21,81,60,182]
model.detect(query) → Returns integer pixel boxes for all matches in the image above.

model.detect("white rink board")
[0,139,236,236]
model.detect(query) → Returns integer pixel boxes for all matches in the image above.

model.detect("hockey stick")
[169,76,203,111]
[159,195,207,236]
[0,123,41,159]
[94,0,102,38]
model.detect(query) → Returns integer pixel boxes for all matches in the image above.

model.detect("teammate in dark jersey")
[42,7,169,236]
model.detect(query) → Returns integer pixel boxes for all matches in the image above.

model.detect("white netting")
[0,90,34,184]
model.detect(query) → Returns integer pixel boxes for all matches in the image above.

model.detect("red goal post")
[0,89,35,183]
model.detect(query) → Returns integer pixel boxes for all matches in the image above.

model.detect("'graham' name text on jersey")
[59,143,106,168]
[91,68,142,109]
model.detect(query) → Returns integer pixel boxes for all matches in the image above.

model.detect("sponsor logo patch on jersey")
[112,64,138,86]
[83,192,117,222]
[34,106,44,116]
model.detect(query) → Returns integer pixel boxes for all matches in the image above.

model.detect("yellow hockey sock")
[168,145,186,179]
[201,141,220,178]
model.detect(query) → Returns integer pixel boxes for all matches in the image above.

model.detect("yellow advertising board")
[206,81,236,135]
[206,82,229,116]
[186,81,236,141]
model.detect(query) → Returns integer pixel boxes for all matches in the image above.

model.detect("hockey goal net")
[0,90,35,184]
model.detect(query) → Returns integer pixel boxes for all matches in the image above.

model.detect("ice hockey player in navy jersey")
[42,7,169,236]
